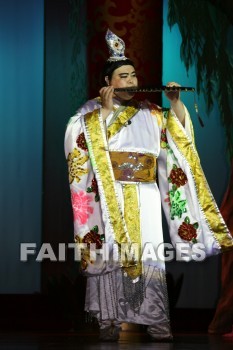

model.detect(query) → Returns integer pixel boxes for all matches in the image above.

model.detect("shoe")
[147,324,173,342]
[99,324,121,342]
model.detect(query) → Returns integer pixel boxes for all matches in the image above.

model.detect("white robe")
[64,97,232,335]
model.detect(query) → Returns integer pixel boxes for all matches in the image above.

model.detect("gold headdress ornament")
[105,29,128,62]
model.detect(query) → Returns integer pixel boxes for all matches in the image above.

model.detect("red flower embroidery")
[161,128,168,143]
[161,128,169,149]
[76,132,88,151]
[71,190,93,225]
[87,177,100,201]
[83,228,103,249]
[91,177,98,194]
[178,221,198,242]
[169,165,188,188]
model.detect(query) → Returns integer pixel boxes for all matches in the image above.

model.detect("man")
[65,29,233,341]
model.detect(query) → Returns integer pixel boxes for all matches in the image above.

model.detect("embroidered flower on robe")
[161,128,168,148]
[87,177,100,202]
[76,132,88,151]
[74,226,104,270]
[178,217,198,243]
[67,148,89,183]
[83,226,103,249]
[71,190,93,225]
[168,164,188,188]
[74,234,91,270]
[169,189,187,219]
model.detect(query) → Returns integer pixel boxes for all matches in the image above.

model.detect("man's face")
[110,65,138,100]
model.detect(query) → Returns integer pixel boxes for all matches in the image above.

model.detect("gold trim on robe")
[107,101,139,139]
[84,109,130,247]
[122,184,142,279]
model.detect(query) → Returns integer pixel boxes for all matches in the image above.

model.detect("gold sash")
[109,151,156,183]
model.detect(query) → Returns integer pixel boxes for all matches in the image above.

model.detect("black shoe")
[99,325,121,342]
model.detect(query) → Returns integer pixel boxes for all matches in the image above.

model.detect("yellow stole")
[84,103,143,279]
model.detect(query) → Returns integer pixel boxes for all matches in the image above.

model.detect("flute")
[114,85,204,127]
[114,86,195,93]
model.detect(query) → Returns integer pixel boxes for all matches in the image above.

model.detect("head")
[102,59,138,101]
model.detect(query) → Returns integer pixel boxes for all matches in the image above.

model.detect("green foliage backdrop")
[168,0,233,158]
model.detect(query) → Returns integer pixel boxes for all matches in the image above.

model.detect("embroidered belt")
[109,151,157,183]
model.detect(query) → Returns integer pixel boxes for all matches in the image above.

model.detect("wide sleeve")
[157,106,233,261]
[64,110,105,272]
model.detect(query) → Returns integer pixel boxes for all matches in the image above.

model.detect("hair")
[102,58,135,85]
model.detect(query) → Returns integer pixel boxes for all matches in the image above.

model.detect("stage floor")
[0,329,232,350]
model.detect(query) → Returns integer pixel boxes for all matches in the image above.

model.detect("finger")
[166,82,181,88]
[101,86,114,96]
[166,81,180,85]
[99,86,108,95]
[102,86,114,101]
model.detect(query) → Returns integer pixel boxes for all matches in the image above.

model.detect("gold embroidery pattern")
[74,235,90,270]
[74,225,104,271]
[67,148,89,184]
[167,111,233,251]
[123,184,142,279]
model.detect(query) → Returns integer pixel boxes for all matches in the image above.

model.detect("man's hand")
[165,82,185,126]
[99,86,114,121]
[164,82,181,104]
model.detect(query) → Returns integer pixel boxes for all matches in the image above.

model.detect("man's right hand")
[99,86,114,121]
